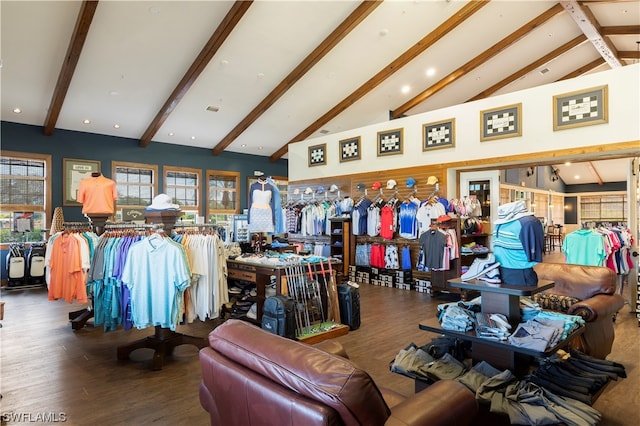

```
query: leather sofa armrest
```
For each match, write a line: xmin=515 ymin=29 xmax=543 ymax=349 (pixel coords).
xmin=312 ymin=339 xmax=349 ymax=359
xmin=385 ymin=380 xmax=478 ymax=426
xmin=568 ymin=293 xmax=625 ymax=322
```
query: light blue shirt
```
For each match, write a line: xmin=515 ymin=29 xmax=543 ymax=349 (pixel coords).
xmin=121 ymin=236 xmax=191 ymax=331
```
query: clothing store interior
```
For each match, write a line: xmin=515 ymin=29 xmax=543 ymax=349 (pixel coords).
xmin=2 ymin=2 xmax=639 ymax=425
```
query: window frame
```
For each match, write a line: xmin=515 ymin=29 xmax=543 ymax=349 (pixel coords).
xmin=0 ymin=150 xmax=51 ymax=248
xmin=112 ymin=161 xmax=158 ymax=210
xmin=162 ymin=165 xmax=201 ymax=214
xmin=206 ymin=170 xmax=240 ymax=218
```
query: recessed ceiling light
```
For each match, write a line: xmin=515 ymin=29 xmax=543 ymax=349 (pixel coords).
xmin=191 ymin=136 xmax=196 ymax=140
xmin=109 ymin=90 xmax=119 ymax=96
xmin=241 ymin=144 xmax=246 ymax=148
xmin=425 ymin=68 xmax=436 ymax=77
xmin=379 ymin=28 xmax=389 ymax=36
xmin=83 ymin=119 xmax=91 ymax=124
xmin=220 ymin=59 xmax=229 ymax=66
xmin=258 ymin=146 xmax=263 ymax=150
xmin=401 ymin=85 xmax=410 ymax=94
xmin=13 ymin=107 xmax=21 ymax=114
xmin=574 ymin=175 xmax=580 ymax=180
xmin=564 ymin=162 xmax=571 ymax=166
xmin=168 ymin=132 xmax=174 ymax=136
xmin=113 ymin=124 xmax=120 ymax=129
xmin=257 ymin=72 xmax=265 ymax=78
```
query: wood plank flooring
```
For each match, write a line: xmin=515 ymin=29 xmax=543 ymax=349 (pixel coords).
xmin=1 ymin=253 xmax=638 ymax=425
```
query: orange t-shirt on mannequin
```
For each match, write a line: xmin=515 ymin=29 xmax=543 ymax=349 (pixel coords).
xmin=77 ymin=173 xmax=118 ymax=214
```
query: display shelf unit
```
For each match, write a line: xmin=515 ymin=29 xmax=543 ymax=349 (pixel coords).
xmin=419 ymin=277 xmax=583 ymax=375
xmin=428 ymin=218 xmax=490 ymax=296
xmin=329 ymin=217 xmax=354 ymax=278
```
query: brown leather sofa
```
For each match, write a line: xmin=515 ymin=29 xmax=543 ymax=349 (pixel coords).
xmin=533 ymin=262 xmax=625 ymax=359
xmin=199 ymin=319 xmax=478 ymax=426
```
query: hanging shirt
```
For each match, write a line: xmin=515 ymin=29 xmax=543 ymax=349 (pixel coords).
xmin=121 ymin=236 xmax=191 ymax=331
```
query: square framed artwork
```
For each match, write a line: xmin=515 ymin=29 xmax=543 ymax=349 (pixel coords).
xmin=423 ymin=118 xmax=455 ymax=151
xmin=339 ymin=136 xmax=361 ymax=162
xmin=63 ymin=158 xmax=101 ymax=206
xmin=480 ymin=103 xmax=522 ymax=141
xmin=308 ymin=143 xmax=326 ymax=167
xmin=377 ymin=128 xmax=403 ymax=156
xmin=553 ymin=85 xmax=608 ymax=131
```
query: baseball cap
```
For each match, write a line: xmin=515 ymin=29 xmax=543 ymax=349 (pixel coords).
xmin=317 ymin=186 xmax=325 ymax=194
xmin=436 ymin=214 xmax=452 ymax=223
xmin=329 ymin=184 xmax=339 ymax=193
xmin=304 ymin=187 xmax=313 ymax=195
xmin=372 ymin=181 xmax=381 ymax=190
xmin=386 ymin=179 xmax=397 ymax=189
xmin=406 ymin=177 xmax=416 ymax=187
xmin=426 ymin=176 xmax=439 ymax=185
xmin=356 ymin=183 xmax=365 ymax=191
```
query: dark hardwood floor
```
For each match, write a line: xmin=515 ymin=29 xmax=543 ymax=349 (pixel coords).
xmin=1 ymin=252 xmax=638 ymax=425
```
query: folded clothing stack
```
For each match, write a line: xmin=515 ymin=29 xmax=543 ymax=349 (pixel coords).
xmin=475 ymin=312 xmax=511 ymax=340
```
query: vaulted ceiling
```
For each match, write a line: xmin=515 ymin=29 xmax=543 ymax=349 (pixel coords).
xmin=1 ymin=1 xmax=639 ymax=181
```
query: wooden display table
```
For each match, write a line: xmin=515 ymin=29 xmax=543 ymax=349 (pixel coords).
xmin=226 ymin=258 xmax=344 ymax=343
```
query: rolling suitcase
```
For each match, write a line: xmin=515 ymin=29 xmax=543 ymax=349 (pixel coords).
xmin=6 ymin=243 xmax=26 ymax=287
xmin=338 ymin=282 xmax=360 ymax=330
xmin=261 ymin=294 xmax=296 ymax=339
xmin=27 ymin=242 xmax=47 ymax=285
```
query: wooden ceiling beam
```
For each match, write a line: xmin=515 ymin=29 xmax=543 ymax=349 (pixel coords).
xmin=392 ymin=3 xmax=565 ymax=118
xmin=139 ymin=1 xmax=253 ymax=148
xmin=587 ymin=161 xmax=604 ymax=185
xmin=268 ymin=0 xmax=488 ymax=162
xmin=468 ymin=34 xmax=587 ymax=102
xmin=557 ymin=58 xmax=606 ymax=81
xmin=560 ymin=1 xmax=622 ymax=67
xmin=211 ymin=0 xmax=382 ymax=156
xmin=619 ymin=50 xmax=640 ymax=60
xmin=43 ymin=1 xmax=99 ymax=136
xmin=600 ymin=25 xmax=640 ymax=36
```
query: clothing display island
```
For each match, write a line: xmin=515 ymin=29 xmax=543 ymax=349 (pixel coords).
xmin=419 ymin=277 xmax=584 ymax=375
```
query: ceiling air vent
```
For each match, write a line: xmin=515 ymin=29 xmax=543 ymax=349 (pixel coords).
xmin=539 ymin=68 xmax=550 ymax=75
xmin=319 ymin=129 xmax=330 ymax=134
xmin=206 ymin=105 xmax=220 ymax=112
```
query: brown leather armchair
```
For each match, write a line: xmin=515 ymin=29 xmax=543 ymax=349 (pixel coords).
xmin=533 ymin=262 xmax=625 ymax=359
xmin=199 ymin=320 xmax=478 ymax=426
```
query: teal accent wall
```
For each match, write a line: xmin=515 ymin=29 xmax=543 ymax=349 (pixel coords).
xmin=1 ymin=121 xmax=288 ymax=222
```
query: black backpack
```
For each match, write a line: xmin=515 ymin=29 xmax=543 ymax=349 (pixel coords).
xmin=261 ymin=295 xmax=296 ymax=340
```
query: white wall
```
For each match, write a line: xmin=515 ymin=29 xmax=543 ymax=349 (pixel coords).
xmin=289 ymin=64 xmax=640 ymax=181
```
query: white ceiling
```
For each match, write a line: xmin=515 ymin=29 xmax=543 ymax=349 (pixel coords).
xmin=1 ymin=0 xmax=638 ymax=184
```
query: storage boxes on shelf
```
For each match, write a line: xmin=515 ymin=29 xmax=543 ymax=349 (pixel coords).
xmin=414 ymin=279 xmax=431 ymax=294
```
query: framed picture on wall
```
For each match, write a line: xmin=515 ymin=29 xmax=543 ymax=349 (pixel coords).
xmin=377 ymin=128 xmax=403 ymax=156
xmin=339 ymin=136 xmax=361 ymax=162
xmin=480 ymin=103 xmax=522 ymax=141
xmin=63 ymin=158 xmax=101 ymax=206
xmin=308 ymin=143 xmax=326 ymax=167
xmin=423 ymin=118 xmax=455 ymax=151
xmin=553 ymin=85 xmax=608 ymax=131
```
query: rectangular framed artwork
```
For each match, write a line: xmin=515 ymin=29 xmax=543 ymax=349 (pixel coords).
xmin=553 ymin=85 xmax=608 ymax=131
xmin=339 ymin=136 xmax=361 ymax=162
xmin=377 ymin=128 xmax=403 ymax=156
xmin=308 ymin=143 xmax=327 ymax=167
xmin=480 ymin=103 xmax=522 ymax=142
xmin=423 ymin=118 xmax=455 ymax=151
xmin=63 ymin=158 xmax=101 ymax=206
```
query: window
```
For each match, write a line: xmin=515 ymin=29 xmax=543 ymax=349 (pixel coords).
xmin=0 ymin=151 xmax=51 ymax=244
xmin=207 ymin=170 xmax=239 ymax=219
xmin=580 ymin=194 xmax=627 ymax=223
xmin=549 ymin=194 xmax=564 ymax=226
xmin=113 ymin=161 xmax=158 ymax=209
xmin=164 ymin=166 xmax=200 ymax=211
